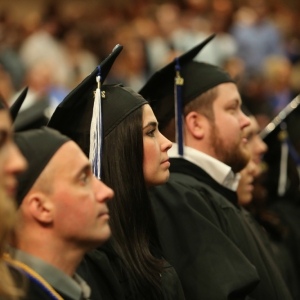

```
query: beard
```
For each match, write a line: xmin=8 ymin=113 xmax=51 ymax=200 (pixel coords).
xmin=210 ymin=122 xmax=250 ymax=173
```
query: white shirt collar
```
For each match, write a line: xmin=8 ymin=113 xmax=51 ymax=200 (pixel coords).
xmin=169 ymin=143 xmax=240 ymax=191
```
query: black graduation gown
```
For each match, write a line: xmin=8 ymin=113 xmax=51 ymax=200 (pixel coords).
xmin=77 ymin=249 xmax=125 ymax=300
xmin=268 ymin=200 xmax=300 ymax=299
xmin=77 ymin=245 xmax=186 ymax=300
xmin=269 ymin=200 xmax=300 ymax=273
xmin=149 ymin=158 xmax=293 ymax=300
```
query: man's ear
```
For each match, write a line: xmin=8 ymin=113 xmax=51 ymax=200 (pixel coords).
xmin=185 ymin=111 xmax=208 ymax=139
xmin=27 ymin=193 xmax=54 ymax=224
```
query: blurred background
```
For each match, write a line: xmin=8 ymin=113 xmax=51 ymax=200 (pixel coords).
xmin=0 ymin=0 xmax=299 ymax=126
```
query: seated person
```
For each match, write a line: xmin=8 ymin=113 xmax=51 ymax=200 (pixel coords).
xmin=6 ymin=127 xmax=113 ymax=300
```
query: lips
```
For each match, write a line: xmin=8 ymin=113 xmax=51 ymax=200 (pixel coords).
xmin=241 ymin=137 xmax=248 ymax=144
xmin=98 ymin=209 xmax=110 ymax=218
xmin=5 ymin=180 xmax=17 ymax=197
xmin=244 ymin=177 xmax=254 ymax=190
xmin=161 ymin=157 xmax=170 ymax=164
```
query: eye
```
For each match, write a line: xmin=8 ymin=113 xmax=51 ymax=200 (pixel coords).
xmin=146 ymin=129 xmax=156 ymax=137
xmin=0 ymin=130 xmax=8 ymax=148
xmin=229 ymin=104 xmax=238 ymax=112
xmin=79 ymin=172 xmax=90 ymax=185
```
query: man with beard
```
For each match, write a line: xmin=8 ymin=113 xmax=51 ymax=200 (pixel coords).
xmin=139 ymin=35 xmax=293 ymax=300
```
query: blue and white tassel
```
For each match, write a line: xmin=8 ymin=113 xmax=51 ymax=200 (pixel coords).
xmin=89 ymin=66 xmax=103 ymax=179
xmin=174 ymin=57 xmax=184 ymax=156
xmin=278 ymin=122 xmax=288 ymax=196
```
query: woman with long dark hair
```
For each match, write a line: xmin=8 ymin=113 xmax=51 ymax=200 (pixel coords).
xmin=49 ymin=78 xmax=185 ymax=300
xmin=100 ymin=99 xmax=173 ymax=300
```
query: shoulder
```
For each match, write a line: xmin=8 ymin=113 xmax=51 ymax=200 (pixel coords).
xmin=22 ymin=280 xmax=54 ymax=300
xmin=150 ymin=172 xmax=206 ymax=202
xmin=7 ymin=263 xmax=64 ymax=300
xmin=150 ymin=172 xmax=234 ymax=210
xmin=80 ymin=249 xmax=126 ymax=300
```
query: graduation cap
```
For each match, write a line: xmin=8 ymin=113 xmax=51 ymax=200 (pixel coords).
xmin=9 ymin=86 xmax=51 ymax=132
xmin=260 ymin=94 xmax=300 ymax=199
xmin=0 ymin=86 xmax=28 ymax=114
xmin=0 ymin=87 xmax=33 ymax=127
xmin=139 ymin=34 xmax=234 ymax=155
xmin=13 ymin=97 xmax=50 ymax=132
xmin=14 ymin=127 xmax=70 ymax=205
xmin=48 ymin=44 xmax=148 ymax=179
xmin=9 ymin=87 xmax=28 ymax=121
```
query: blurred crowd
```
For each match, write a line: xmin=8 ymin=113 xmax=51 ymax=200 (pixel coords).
xmin=0 ymin=0 xmax=300 ymax=125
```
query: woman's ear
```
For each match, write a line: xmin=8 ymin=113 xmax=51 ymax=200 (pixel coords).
xmin=184 ymin=111 xmax=207 ymax=139
xmin=27 ymin=192 xmax=54 ymax=224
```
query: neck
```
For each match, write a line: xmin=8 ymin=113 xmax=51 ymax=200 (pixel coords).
xmin=14 ymin=231 xmax=85 ymax=276
xmin=185 ymin=140 xmax=219 ymax=162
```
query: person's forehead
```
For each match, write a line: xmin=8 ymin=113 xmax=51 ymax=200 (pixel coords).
xmin=143 ymin=104 xmax=156 ymax=121
xmin=214 ymin=82 xmax=241 ymax=104
xmin=48 ymin=141 xmax=88 ymax=174
xmin=56 ymin=141 xmax=85 ymax=161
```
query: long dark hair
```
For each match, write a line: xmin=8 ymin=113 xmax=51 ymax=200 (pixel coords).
xmin=101 ymin=105 xmax=164 ymax=300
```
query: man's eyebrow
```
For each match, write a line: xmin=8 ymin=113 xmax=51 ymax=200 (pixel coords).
xmin=234 ymin=98 xmax=242 ymax=105
xmin=143 ymin=121 xmax=158 ymax=129
xmin=74 ymin=163 xmax=91 ymax=179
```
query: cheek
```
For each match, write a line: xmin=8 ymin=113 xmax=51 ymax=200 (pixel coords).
xmin=0 ymin=163 xmax=4 ymax=182
xmin=253 ymin=164 xmax=262 ymax=177
xmin=239 ymin=175 xmax=247 ymax=190
xmin=55 ymin=189 xmax=89 ymax=215
xmin=143 ymin=140 xmax=159 ymax=166
xmin=0 ymin=147 xmax=9 ymax=172
xmin=239 ymin=167 xmax=251 ymax=186
xmin=215 ymin=116 xmax=239 ymax=140
xmin=55 ymin=192 xmax=95 ymax=228
xmin=143 ymin=140 xmax=162 ymax=184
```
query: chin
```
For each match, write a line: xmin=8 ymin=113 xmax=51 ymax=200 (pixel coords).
xmin=147 ymin=173 xmax=170 ymax=187
xmin=95 ymin=226 xmax=112 ymax=246
xmin=238 ymin=194 xmax=252 ymax=206
xmin=163 ymin=172 xmax=170 ymax=183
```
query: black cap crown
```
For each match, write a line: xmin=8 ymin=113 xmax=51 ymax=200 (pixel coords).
xmin=48 ymin=44 xmax=148 ymax=157
xmin=139 ymin=35 xmax=235 ymax=130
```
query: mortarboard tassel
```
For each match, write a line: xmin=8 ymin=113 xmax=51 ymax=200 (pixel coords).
xmin=174 ymin=57 xmax=184 ymax=156
xmin=277 ymin=123 xmax=288 ymax=197
xmin=89 ymin=66 xmax=103 ymax=179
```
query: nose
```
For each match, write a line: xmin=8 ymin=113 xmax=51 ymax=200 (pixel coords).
xmin=252 ymin=136 xmax=268 ymax=162
xmin=94 ymin=178 xmax=114 ymax=203
xmin=247 ymin=160 xmax=257 ymax=176
xmin=6 ymin=143 xmax=27 ymax=175
xmin=257 ymin=137 xmax=268 ymax=156
xmin=160 ymin=132 xmax=172 ymax=152
xmin=239 ymin=111 xmax=251 ymax=129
